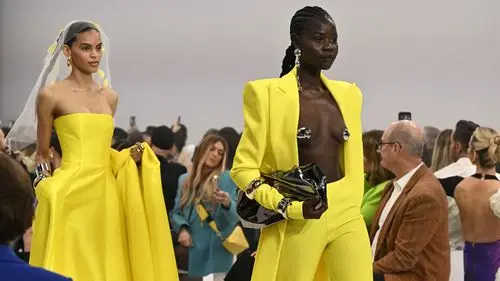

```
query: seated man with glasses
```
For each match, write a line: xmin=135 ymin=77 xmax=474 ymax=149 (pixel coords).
xmin=370 ymin=120 xmax=450 ymax=281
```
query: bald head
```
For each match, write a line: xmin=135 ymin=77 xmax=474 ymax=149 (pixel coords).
xmin=385 ymin=121 xmax=425 ymax=158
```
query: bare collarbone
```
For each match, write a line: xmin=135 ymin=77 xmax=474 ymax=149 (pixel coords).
xmin=48 ymin=80 xmax=115 ymax=117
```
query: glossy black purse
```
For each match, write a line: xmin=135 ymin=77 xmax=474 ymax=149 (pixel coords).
xmin=236 ymin=163 xmax=328 ymax=229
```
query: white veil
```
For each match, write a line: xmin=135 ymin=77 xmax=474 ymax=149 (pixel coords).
xmin=6 ymin=20 xmax=112 ymax=152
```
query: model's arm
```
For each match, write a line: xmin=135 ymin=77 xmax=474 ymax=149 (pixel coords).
xmin=230 ymin=81 xmax=303 ymax=219
xmin=35 ymin=88 xmax=56 ymax=173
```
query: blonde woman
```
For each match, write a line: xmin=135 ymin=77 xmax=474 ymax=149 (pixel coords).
xmin=455 ymin=127 xmax=500 ymax=281
xmin=170 ymin=134 xmax=239 ymax=281
xmin=430 ymin=129 xmax=453 ymax=171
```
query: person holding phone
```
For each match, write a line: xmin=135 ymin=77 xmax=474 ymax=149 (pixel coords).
xmin=170 ymin=134 xmax=239 ymax=281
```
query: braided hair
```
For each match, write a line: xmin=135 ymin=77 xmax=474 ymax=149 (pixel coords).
xmin=280 ymin=6 xmax=333 ymax=77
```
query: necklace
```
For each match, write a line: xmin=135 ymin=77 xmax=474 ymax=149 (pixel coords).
xmin=296 ymin=71 xmax=351 ymax=142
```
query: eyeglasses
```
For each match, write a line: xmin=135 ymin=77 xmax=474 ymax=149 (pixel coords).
xmin=376 ymin=141 xmax=399 ymax=152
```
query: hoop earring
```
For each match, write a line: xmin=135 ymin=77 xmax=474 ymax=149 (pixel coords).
xmin=294 ymin=48 xmax=301 ymax=67
xmin=67 ymin=57 xmax=72 ymax=68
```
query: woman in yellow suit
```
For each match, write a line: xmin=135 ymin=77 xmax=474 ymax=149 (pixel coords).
xmin=7 ymin=21 xmax=178 ymax=281
xmin=230 ymin=6 xmax=373 ymax=281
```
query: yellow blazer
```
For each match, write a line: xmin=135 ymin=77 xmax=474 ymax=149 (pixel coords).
xmin=230 ymin=67 xmax=365 ymax=280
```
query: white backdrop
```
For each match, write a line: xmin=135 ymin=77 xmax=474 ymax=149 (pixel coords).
xmin=1 ymin=0 xmax=499 ymax=143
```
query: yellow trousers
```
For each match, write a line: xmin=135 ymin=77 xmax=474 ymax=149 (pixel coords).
xmin=252 ymin=178 xmax=373 ymax=281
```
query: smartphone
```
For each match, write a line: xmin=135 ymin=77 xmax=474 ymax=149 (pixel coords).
xmin=129 ymin=116 xmax=136 ymax=127
xmin=398 ymin=111 xmax=412 ymax=121
xmin=177 ymin=116 xmax=181 ymax=124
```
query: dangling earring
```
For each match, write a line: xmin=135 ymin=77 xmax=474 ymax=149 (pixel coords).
xmin=294 ymin=48 xmax=301 ymax=67
xmin=67 ymin=57 xmax=72 ymax=68
xmin=295 ymin=48 xmax=303 ymax=93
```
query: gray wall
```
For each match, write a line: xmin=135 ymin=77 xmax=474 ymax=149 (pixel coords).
xmin=1 ymin=0 xmax=499 ymax=143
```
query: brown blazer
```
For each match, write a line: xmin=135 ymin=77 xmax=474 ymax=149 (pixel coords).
xmin=370 ymin=165 xmax=450 ymax=281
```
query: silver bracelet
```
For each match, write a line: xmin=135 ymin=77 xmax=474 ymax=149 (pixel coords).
xmin=33 ymin=163 xmax=51 ymax=188
xmin=244 ymin=177 xmax=265 ymax=199
xmin=35 ymin=163 xmax=51 ymax=178
xmin=277 ymin=198 xmax=292 ymax=219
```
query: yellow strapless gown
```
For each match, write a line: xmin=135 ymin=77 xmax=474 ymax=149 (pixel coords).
xmin=29 ymin=113 xmax=179 ymax=281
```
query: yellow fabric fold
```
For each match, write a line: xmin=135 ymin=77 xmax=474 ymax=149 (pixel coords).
xmin=111 ymin=144 xmax=179 ymax=281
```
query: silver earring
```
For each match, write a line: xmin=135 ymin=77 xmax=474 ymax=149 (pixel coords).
xmin=294 ymin=48 xmax=301 ymax=67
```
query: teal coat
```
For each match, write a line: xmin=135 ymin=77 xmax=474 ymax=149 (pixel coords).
xmin=170 ymin=170 xmax=239 ymax=277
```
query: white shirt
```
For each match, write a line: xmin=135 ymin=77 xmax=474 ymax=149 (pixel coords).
xmin=372 ymin=163 xmax=424 ymax=260
xmin=490 ymin=189 xmax=500 ymax=218
xmin=434 ymin=157 xmax=475 ymax=250
xmin=434 ymin=157 xmax=476 ymax=179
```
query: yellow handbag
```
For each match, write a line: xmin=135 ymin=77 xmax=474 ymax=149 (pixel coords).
xmin=195 ymin=203 xmax=249 ymax=255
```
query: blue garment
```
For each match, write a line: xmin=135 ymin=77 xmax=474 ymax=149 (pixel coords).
xmin=170 ymin=170 xmax=239 ymax=277
xmin=0 ymin=244 xmax=72 ymax=281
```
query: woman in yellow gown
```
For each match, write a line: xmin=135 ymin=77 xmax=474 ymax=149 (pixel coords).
xmin=7 ymin=21 xmax=178 ymax=281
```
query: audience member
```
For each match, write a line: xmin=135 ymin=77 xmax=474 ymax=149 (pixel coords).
xmin=0 ymin=127 xmax=7 ymax=152
xmin=150 ymin=126 xmax=187 ymax=214
xmin=0 ymin=152 xmax=72 ymax=281
xmin=170 ymin=134 xmax=239 ymax=281
xmin=112 ymin=127 xmax=128 ymax=149
xmin=430 ymin=129 xmax=453 ymax=172
xmin=371 ymin=121 xmax=450 ymax=281
xmin=454 ymin=127 xmax=500 ymax=281
xmin=217 ymin=127 xmax=240 ymax=170
xmin=435 ymin=120 xmax=480 ymax=180
xmin=432 ymin=121 xmax=480 ymax=281
xmin=361 ymin=130 xmax=395 ymax=228
xmin=423 ymin=126 xmax=441 ymax=167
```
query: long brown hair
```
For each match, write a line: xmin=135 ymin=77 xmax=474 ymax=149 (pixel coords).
xmin=363 ymin=130 xmax=394 ymax=186
xmin=180 ymin=134 xmax=228 ymax=209
xmin=0 ymin=152 xmax=35 ymax=244
xmin=430 ymin=129 xmax=453 ymax=171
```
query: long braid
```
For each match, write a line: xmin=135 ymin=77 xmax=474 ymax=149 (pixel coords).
xmin=280 ymin=45 xmax=295 ymax=77
xmin=279 ymin=6 xmax=333 ymax=77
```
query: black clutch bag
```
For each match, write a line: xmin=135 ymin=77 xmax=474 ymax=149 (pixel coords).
xmin=237 ymin=163 xmax=328 ymax=229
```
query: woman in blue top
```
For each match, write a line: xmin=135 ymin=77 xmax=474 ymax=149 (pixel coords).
xmin=170 ymin=134 xmax=239 ymax=280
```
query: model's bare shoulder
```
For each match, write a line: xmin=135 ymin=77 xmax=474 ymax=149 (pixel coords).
xmin=101 ymin=86 xmax=118 ymax=99
xmin=101 ymin=86 xmax=118 ymax=113
xmin=41 ymin=80 xmax=77 ymax=99
xmin=37 ymin=84 xmax=59 ymax=104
